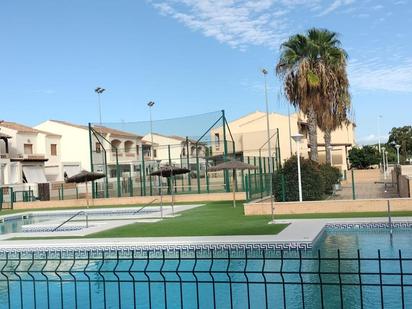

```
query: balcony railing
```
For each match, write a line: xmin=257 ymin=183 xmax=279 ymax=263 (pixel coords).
xmin=13 ymin=154 xmax=46 ymax=160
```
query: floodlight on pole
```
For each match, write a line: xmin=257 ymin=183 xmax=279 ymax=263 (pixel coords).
xmin=148 ymin=101 xmax=155 ymax=159
xmin=382 ymin=146 xmax=386 ymax=179
xmin=395 ymin=144 xmax=401 ymax=165
xmin=261 ymin=68 xmax=274 ymax=222
xmin=292 ymin=133 xmax=304 ymax=202
xmin=377 ymin=115 xmax=382 ymax=154
xmin=94 ymin=87 xmax=106 ymax=124
xmin=385 ymin=150 xmax=389 ymax=178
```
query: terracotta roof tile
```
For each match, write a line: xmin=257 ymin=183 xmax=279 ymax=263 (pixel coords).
xmin=0 ymin=121 xmax=60 ymax=136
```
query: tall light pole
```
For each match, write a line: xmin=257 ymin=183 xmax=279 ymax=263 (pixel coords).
xmin=147 ymin=101 xmax=155 ymax=159
xmin=292 ymin=133 xmax=303 ymax=202
xmin=382 ymin=146 xmax=387 ymax=179
xmin=95 ymin=87 xmax=106 ymax=124
xmin=377 ymin=115 xmax=383 ymax=154
xmin=385 ymin=150 xmax=389 ymax=177
xmin=262 ymin=69 xmax=274 ymax=221
xmin=395 ymin=144 xmax=401 ymax=165
xmin=288 ymin=104 xmax=293 ymax=156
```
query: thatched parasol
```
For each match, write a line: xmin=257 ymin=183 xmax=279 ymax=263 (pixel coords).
xmin=150 ymin=166 xmax=190 ymax=177
xmin=65 ymin=170 xmax=105 ymax=208
xmin=209 ymin=160 xmax=257 ymax=208
xmin=150 ymin=165 xmax=190 ymax=217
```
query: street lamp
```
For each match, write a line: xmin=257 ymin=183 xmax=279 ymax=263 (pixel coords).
xmin=377 ymin=115 xmax=382 ymax=154
xmin=262 ymin=68 xmax=274 ymax=222
xmin=385 ymin=150 xmax=389 ymax=178
xmin=395 ymin=144 xmax=401 ymax=165
xmin=147 ymin=101 xmax=155 ymax=159
xmin=292 ymin=133 xmax=304 ymax=202
xmin=95 ymin=87 xmax=106 ymax=124
xmin=381 ymin=146 xmax=386 ymax=179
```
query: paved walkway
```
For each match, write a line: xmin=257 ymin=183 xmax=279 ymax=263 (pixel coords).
xmin=332 ymin=181 xmax=398 ymax=200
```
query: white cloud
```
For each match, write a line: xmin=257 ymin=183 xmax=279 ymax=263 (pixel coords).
xmin=152 ymin=0 xmax=294 ymax=49
xmin=357 ymin=134 xmax=388 ymax=145
xmin=150 ymin=0 xmax=349 ymax=50
xmin=317 ymin=0 xmax=355 ymax=16
xmin=372 ymin=4 xmax=384 ymax=10
xmin=151 ymin=0 xmax=411 ymax=94
xmin=349 ymin=58 xmax=412 ymax=93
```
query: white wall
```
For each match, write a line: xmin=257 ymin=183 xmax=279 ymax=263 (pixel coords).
xmin=0 ymin=127 xmax=39 ymax=158
xmin=35 ymin=121 xmax=91 ymax=172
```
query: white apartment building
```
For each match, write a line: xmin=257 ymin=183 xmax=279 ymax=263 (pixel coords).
xmin=211 ymin=111 xmax=356 ymax=172
xmin=35 ymin=120 xmax=145 ymax=179
xmin=0 ymin=121 xmax=61 ymax=185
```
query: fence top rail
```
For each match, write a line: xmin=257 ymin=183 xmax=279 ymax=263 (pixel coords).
xmin=0 ymin=252 xmax=410 ymax=262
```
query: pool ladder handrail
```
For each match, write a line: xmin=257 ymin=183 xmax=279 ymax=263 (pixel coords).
xmin=52 ymin=210 xmax=89 ymax=232
xmin=133 ymin=199 xmax=158 ymax=215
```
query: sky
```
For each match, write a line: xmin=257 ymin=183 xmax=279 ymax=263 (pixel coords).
xmin=0 ymin=0 xmax=411 ymax=144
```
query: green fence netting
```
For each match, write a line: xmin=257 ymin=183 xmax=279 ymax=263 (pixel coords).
xmin=88 ymin=110 xmax=241 ymax=198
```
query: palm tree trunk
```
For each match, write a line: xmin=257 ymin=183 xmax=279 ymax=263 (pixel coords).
xmin=324 ymin=129 xmax=332 ymax=164
xmin=307 ymin=106 xmax=318 ymax=162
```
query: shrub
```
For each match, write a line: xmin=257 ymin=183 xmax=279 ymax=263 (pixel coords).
xmin=274 ymin=156 xmax=324 ymax=201
xmin=319 ymin=164 xmax=341 ymax=194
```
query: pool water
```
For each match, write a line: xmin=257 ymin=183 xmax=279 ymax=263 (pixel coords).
xmin=0 ymin=228 xmax=411 ymax=308
xmin=0 ymin=216 xmax=51 ymax=235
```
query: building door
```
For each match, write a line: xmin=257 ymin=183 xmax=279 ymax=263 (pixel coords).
xmin=38 ymin=183 xmax=50 ymax=201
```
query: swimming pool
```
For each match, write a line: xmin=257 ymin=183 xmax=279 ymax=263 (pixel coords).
xmin=0 ymin=227 xmax=410 ymax=308
xmin=0 ymin=205 xmax=195 ymax=236
xmin=0 ymin=216 xmax=50 ymax=235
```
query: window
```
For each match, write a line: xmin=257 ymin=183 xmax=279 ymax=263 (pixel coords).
xmin=153 ymin=149 xmax=157 ymax=158
xmin=50 ymin=144 xmax=57 ymax=156
xmin=124 ymin=141 xmax=133 ymax=153
xmin=111 ymin=139 xmax=121 ymax=152
xmin=136 ymin=145 xmax=140 ymax=155
xmin=182 ymin=147 xmax=186 ymax=157
xmin=214 ymin=133 xmax=220 ymax=150
xmin=96 ymin=143 xmax=101 ymax=153
xmin=24 ymin=144 xmax=33 ymax=155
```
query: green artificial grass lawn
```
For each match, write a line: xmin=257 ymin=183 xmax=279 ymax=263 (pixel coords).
xmin=87 ymin=201 xmax=287 ymax=238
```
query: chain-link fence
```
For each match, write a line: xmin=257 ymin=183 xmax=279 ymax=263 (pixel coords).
xmin=89 ymin=110 xmax=241 ymax=199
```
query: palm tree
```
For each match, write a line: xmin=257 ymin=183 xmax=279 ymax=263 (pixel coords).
xmin=314 ymin=32 xmax=351 ymax=164
xmin=317 ymin=93 xmax=351 ymax=164
xmin=276 ymin=28 xmax=349 ymax=162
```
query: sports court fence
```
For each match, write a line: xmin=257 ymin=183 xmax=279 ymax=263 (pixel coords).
xmin=86 ymin=110 xmax=283 ymax=201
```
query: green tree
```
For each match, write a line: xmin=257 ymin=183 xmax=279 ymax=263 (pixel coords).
xmin=387 ymin=126 xmax=412 ymax=162
xmin=348 ymin=146 xmax=380 ymax=169
xmin=276 ymin=28 xmax=350 ymax=163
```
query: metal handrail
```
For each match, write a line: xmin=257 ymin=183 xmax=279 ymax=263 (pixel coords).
xmin=52 ymin=210 xmax=89 ymax=232
xmin=133 ymin=199 xmax=158 ymax=215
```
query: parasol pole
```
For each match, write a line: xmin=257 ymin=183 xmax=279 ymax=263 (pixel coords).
xmin=160 ymin=174 xmax=164 ymax=218
xmin=85 ymin=181 xmax=89 ymax=209
xmin=171 ymin=165 xmax=175 ymax=216
xmin=232 ymin=169 xmax=236 ymax=208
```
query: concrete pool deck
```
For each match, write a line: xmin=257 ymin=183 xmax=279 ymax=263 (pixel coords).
xmin=0 ymin=216 xmax=411 ymax=253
